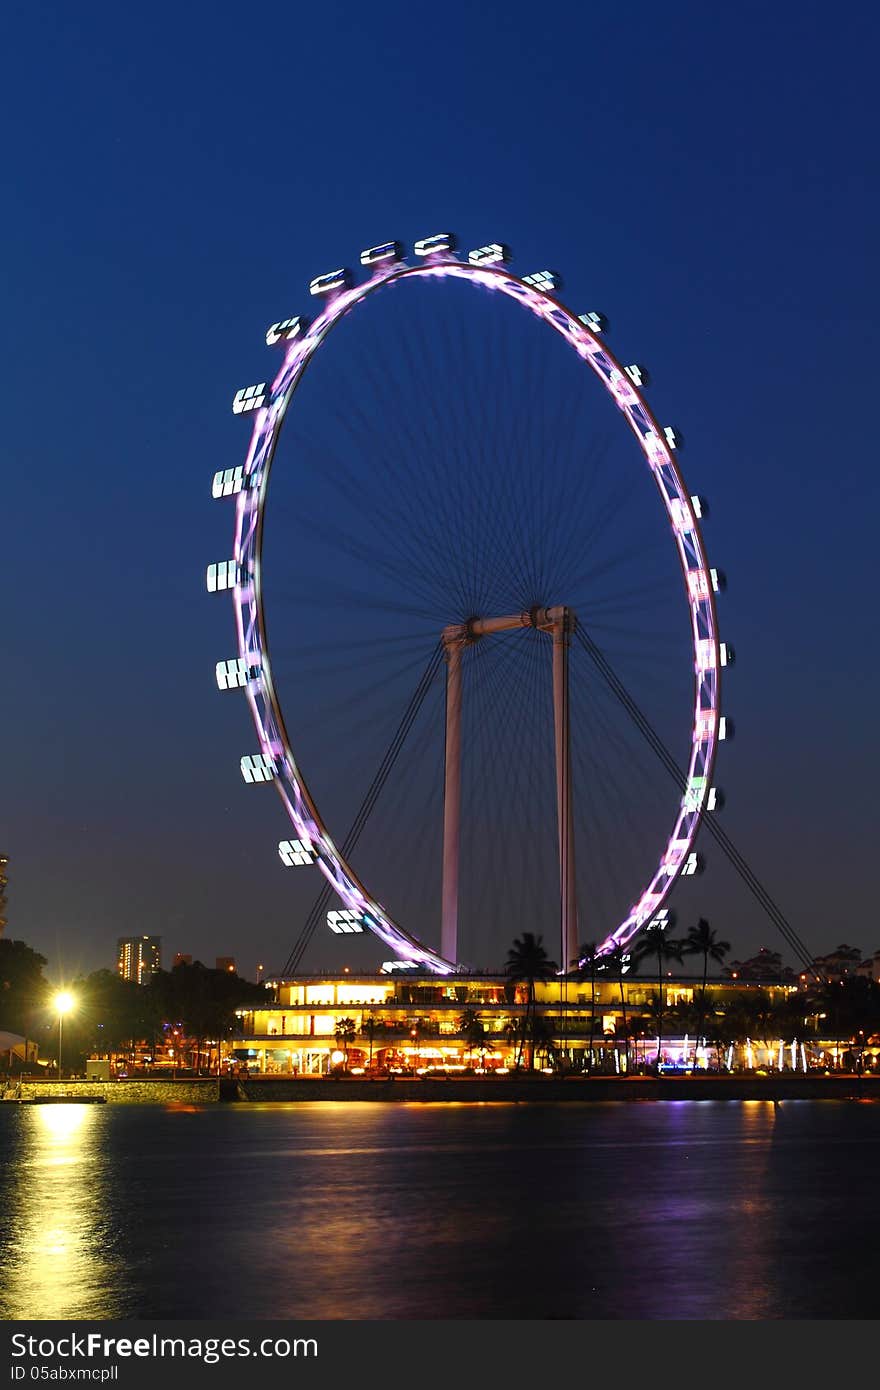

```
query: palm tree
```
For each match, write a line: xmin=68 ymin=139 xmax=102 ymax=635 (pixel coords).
xmin=631 ymin=920 xmax=683 ymax=1069
xmin=503 ymin=1015 xmax=521 ymax=1065
xmin=360 ymin=1012 xmax=379 ymax=1069
xmin=626 ymin=1009 xmax=653 ymax=1071
xmin=572 ymin=941 xmax=600 ymax=1072
xmin=700 ymin=1014 xmax=728 ymax=1071
xmin=458 ymin=1009 xmax=487 ymax=1067
xmin=681 ymin=918 xmax=730 ymax=1070
xmin=506 ymin=933 xmax=558 ymax=1070
xmin=599 ymin=944 xmax=637 ymax=1070
xmin=637 ymin=994 xmax=669 ymax=1070
xmin=529 ymin=1013 xmax=560 ymax=1072
xmin=335 ymin=1016 xmax=357 ymax=1067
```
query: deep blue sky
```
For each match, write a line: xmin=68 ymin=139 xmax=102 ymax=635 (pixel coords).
xmin=1 ymin=0 xmax=877 ymax=981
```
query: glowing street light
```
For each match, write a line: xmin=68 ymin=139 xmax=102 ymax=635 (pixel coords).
xmin=53 ymin=991 xmax=75 ymax=1080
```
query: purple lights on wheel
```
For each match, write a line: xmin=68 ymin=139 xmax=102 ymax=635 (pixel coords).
xmin=213 ymin=235 xmax=728 ymax=971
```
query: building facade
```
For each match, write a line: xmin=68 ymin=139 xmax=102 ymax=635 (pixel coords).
xmin=231 ymin=971 xmax=836 ymax=1075
xmin=117 ymin=935 xmax=162 ymax=985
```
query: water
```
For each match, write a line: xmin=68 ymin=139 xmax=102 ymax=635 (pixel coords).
xmin=1 ymin=1100 xmax=877 ymax=1320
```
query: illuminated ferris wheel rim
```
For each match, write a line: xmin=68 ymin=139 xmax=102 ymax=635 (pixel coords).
xmin=213 ymin=238 xmax=728 ymax=974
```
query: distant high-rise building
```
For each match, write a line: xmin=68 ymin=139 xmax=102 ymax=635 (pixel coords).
xmin=215 ymin=956 xmax=236 ymax=974
xmin=117 ymin=935 xmax=161 ymax=985
xmin=173 ymin=952 xmax=193 ymax=968
xmin=0 ymin=855 xmax=7 ymax=938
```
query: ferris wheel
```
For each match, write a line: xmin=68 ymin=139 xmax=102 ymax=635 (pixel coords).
xmin=207 ymin=233 xmax=730 ymax=975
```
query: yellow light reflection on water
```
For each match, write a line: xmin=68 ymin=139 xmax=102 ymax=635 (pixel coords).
xmin=0 ymin=1105 xmax=123 ymax=1320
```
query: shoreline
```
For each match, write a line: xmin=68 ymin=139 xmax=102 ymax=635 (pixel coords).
xmin=2 ymin=1074 xmax=877 ymax=1104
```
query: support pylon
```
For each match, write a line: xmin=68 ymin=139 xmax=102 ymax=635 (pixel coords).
xmin=440 ymin=634 xmax=463 ymax=965
xmin=550 ymin=608 xmax=578 ymax=974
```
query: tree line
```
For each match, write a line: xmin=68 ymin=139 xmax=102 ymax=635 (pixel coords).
xmin=0 ymin=938 xmax=269 ymax=1073
xmin=501 ymin=922 xmax=880 ymax=1072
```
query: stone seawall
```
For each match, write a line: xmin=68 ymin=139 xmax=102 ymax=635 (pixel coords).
xmin=7 ymin=1079 xmax=220 ymax=1104
xmin=5 ymin=1075 xmax=876 ymax=1105
xmin=237 ymin=1074 xmax=878 ymax=1103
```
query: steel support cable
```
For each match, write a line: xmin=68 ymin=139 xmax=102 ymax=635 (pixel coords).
xmin=274 ymin=646 xmax=443 ymax=779
xmin=315 ymin=375 xmax=469 ymax=621
xmin=541 ymin=411 xmax=613 ymax=589
xmin=503 ymin=342 xmax=539 ymax=600
xmin=468 ymin=314 xmax=523 ymax=615
xmin=570 ymin=647 xmax=624 ymax=937
xmin=389 ymin=312 xmax=481 ymax=616
xmin=278 ymin=422 xmax=453 ymax=610
xmin=573 ymin=623 xmax=819 ymax=976
xmin=451 ymin=290 xmax=531 ymax=612
xmin=550 ymin=456 xmax=636 ymax=597
xmin=387 ymin=682 xmax=446 ymax=945
xmin=272 ymin=571 xmax=448 ymax=625
xmin=530 ymin=363 xmax=575 ymax=590
xmin=570 ymin=651 xmax=666 ymax=932
xmin=338 ymin=310 xmax=470 ymax=590
xmin=281 ymin=642 xmax=445 ymax=975
xmin=490 ymin=332 xmax=546 ymax=602
xmin=565 ymin=526 xmax=661 ymax=594
xmin=279 ymin=486 xmax=460 ymax=624
xmin=354 ymin=674 xmax=441 ymax=948
xmin=283 ymin=646 xmax=442 ymax=974
xmin=575 ymin=619 xmax=812 ymax=969
xmin=542 ymin=432 xmax=611 ymax=596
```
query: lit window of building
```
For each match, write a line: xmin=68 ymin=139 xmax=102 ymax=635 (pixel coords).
xmin=116 ymin=935 xmax=161 ymax=985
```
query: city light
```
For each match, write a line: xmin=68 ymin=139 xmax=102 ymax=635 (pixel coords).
xmin=53 ymin=991 xmax=75 ymax=1081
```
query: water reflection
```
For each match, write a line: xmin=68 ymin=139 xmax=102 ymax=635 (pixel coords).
xmin=0 ymin=1105 xmax=126 ymax=1320
xmin=1 ymin=1099 xmax=878 ymax=1320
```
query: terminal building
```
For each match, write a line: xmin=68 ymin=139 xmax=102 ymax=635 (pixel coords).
xmin=231 ymin=970 xmax=824 ymax=1075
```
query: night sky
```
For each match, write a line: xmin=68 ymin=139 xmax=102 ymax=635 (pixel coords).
xmin=2 ymin=1 xmax=877 ymax=982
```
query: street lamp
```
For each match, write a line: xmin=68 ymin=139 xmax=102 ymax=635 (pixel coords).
xmin=53 ymin=991 xmax=75 ymax=1079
